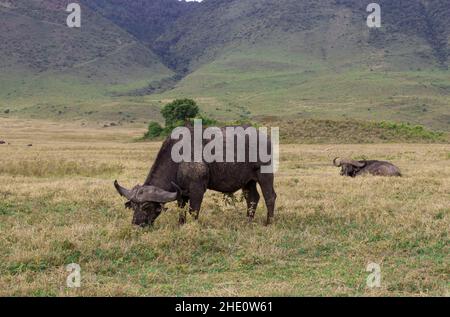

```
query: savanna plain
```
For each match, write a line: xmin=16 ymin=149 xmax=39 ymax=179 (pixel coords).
xmin=0 ymin=118 xmax=448 ymax=296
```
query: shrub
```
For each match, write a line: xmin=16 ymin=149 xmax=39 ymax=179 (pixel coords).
xmin=377 ymin=121 xmax=444 ymax=141
xmin=145 ymin=121 xmax=163 ymax=139
xmin=192 ymin=114 xmax=218 ymax=126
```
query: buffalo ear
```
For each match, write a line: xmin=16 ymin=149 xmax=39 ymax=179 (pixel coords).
xmin=124 ymin=201 xmax=132 ymax=209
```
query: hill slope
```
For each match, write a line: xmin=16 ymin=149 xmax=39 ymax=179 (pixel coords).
xmin=153 ymin=0 xmax=449 ymax=72
xmin=1 ymin=0 xmax=449 ymax=130
xmin=149 ymin=0 xmax=450 ymax=130
xmin=0 ymin=0 xmax=173 ymax=108
xmin=86 ymin=0 xmax=449 ymax=129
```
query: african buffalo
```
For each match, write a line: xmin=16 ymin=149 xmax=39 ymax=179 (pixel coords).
xmin=114 ymin=126 xmax=277 ymax=226
xmin=333 ymin=158 xmax=402 ymax=177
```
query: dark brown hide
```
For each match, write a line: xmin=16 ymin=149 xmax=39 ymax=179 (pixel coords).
xmin=333 ymin=158 xmax=402 ymax=177
xmin=115 ymin=126 xmax=277 ymax=226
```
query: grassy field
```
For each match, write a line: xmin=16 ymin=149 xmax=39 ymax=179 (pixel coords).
xmin=0 ymin=118 xmax=448 ymax=296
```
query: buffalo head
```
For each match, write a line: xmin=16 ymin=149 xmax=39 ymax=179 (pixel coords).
xmin=114 ymin=180 xmax=179 ymax=226
xmin=333 ymin=158 xmax=366 ymax=177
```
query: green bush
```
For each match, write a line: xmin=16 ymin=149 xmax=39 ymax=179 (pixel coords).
xmin=192 ymin=114 xmax=218 ymax=126
xmin=145 ymin=121 xmax=163 ymax=139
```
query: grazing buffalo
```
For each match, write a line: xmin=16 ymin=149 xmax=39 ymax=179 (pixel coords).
xmin=333 ymin=158 xmax=402 ymax=177
xmin=114 ymin=126 xmax=277 ymax=226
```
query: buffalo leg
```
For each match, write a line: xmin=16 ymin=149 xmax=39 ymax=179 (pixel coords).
xmin=189 ymin=188 xmax=205 ymax=220
xmin=179 ymin=209 xmax=187 ymax=225
xmin=178 ymin=197 xmax=189 ymax=225
xmin=178 ymin=196 xmax=189 ymax=208
xmin=257 ymin=173 xmax=277 ymax=225
xmin=243 ymin=181 xmax=260 ymax=221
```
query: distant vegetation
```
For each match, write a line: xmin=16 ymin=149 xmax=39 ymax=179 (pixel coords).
xmin=161 ymin=98 xmax=199 ymax=129
xmin=1 ymin=1 xmax=449 ymax=130
xmin=143 ymin=104 xmax=448 ymax=143
xmin=144 ymin=99 xmax=217 ymax=139
xmin=376 ymin=121 xmax=445 ymax=142
xmin=268 ymin=119 xmax=449 ymax=144
xmin=145 ymin=121 xmax=164 ymax=139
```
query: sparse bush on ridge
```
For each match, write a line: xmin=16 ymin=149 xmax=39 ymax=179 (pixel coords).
xmin=143 ymin=109 xmax=447 ymax=143
xmin=377 ymin=121 xmax=445 ymax=141
xmin=265 ymin=118 xmax=448 ymax=144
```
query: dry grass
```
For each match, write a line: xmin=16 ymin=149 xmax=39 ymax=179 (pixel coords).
xmin=0 ymin=118 xmax=448 ymax=296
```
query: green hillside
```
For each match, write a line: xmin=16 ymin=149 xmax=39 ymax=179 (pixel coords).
xmin=149 ymin=0 xmax=450 ymax=130
xmin=152 ymin=41 xmax=450 ymax=129
xmin=0 ymin=0 xmax=449 ymax=131
xmin=0 ymin=0 xmax=173 ymax=109
xmin=271 ymin=118 xmax=449 ymax=144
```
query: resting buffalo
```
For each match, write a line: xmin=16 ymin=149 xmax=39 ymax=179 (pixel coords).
xmin=114 ymin=126 xmax=277 ymax=226
xmin=333 ymin=158 xmax=402 ymax=177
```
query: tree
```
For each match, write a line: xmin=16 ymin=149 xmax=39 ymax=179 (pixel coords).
xmin=144 ymin=99 xmax=207 ymax=139
xmin=161 ymin=99 xmax=199 ymax=128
